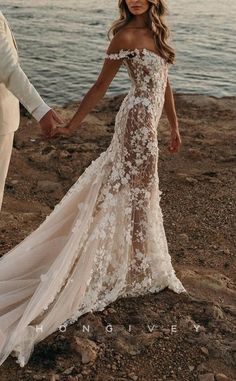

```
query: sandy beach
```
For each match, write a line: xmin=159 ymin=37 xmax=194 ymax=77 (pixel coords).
xmin=0 ymin=93 xmax=235 ymax=381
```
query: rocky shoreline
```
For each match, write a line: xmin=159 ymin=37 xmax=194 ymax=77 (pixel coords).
xmin=0 ymin=93 xmax=235 ymax=381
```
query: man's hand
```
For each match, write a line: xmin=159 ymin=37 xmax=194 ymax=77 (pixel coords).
xmin=39 ymin=109 xmax=64 ymax=138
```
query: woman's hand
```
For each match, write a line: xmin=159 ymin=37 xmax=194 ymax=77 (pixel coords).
xmin=167 ymin=126 xmax=182 ymax=153
xmin=50 ymin=123 xmax=77 ymax=138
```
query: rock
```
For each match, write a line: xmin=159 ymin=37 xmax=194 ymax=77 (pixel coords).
xmin=37 ymin=180 xmax=62 ymax=193
xmin=73 ymin=336 xmax=99 ymax=364
xmin=205 ymin=304 xmax=224 ymax=320
xmin=9 ymin=179 xmax=19 ymax=185
xmin=208 ymin=178 xmax=221 ymax=184
xmin=63 ymin=366 xmax=75 ymax=375
xmin=78 ymin=143 xmax=98 ymax=152
xmin=186 ymin=176 xmax=198 ymax=184
xmin=59 ymin=150 xmax=71 ymax=159
xmin=28 ymin=151 xmax=56 ymax=164
xmin=50 ymin=375 xmax=60 ymax=381
xmin=215 ymin=374 xmax=232 ymax=381
xmin=198 ymin=374 xmax=215 ymax=381
xmin=177 ymin=172 xmax=188 ymax=177
xmin=113 ymin=337 xmax=137 ymax=355
xmin=96 ymin=376 xmax=115 ymax=381
xmin=161 ymin=328 xmax=170 ymax=335
xmin=176 ymin=172 xmax=198 ymax=184
xmin=129 ymin=350 xmax=140 ymax=356
xmin=198 ymin=373 xmax=215 ymax=381
xmin=112 ymin=328 xmax=162 ymax=356
xmin=106 ymin=377 xmax=116 ymax=381
xmin=200 ymin=347 xmax=209 ymax=356
xmin=128 ymin=374 xmax=138 ymax=381
xmin=179 ymin=233 xmax=189 ymax=241
xmin=58 ymin=165 xmax=74 ymax=180
xmin=197 ymin=363 xmax=210 ymax=373
xmin=179 ymin=315 xmax=199 ymax=330
xmin=188 ymin=148 xmax=202 ymax=158
xmin=220 ymin=155 xmax=236 ymax=163
xmin=107 ymin=307 xmax=116 ymax=313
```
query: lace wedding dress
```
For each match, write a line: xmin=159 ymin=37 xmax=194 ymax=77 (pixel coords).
xmin=0 ymin=47 xmax=187 ymax=368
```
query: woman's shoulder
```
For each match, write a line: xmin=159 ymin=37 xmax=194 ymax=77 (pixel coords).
xmin=106 ymin=28 xmax=136 ymax=55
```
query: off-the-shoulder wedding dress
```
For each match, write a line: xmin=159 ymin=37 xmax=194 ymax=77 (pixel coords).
xmin=0 ymin=47 xmax=187 ymax=368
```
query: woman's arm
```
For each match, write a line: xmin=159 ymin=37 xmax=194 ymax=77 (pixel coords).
xmin=163 ymin=77 xmax=179 ymax=131
xmin=56 ymin=30 xmax=133 ymax=135
xmin=163 ymin=77 xmax=182 ymax=153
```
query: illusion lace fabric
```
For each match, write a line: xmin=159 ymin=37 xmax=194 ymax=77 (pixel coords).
xmin=0 ymin=47 xmax=187 ymax=368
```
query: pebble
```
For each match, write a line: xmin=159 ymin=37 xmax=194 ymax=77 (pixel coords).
xmin=50 ymin=375 xmax=60 ymax=381
xmin=186 ymin=176 xmax=198 ymax=184
xmin=128 ymin=373 xmax=138 ymax=381
xmin=10 ymin=179 xmax=19 ymax=185
xmin=63 ymin=366 xmax=75 ymax=375
xmin=37 ymin=180 xmax=62 ymax=193
xmin=179 ymin=233 xmax=189 ymax=241
xmin=198 ymin=374 xmax=215 ymax=381
xmin=129 ymin=350 xmax=139 ymax=356
xmin=197 ymin=363 xmax=209 ymax=373
xmin=208 ymin=178 xmax=221 ymax=184
xmin=101 ymin=376 xmax=115 ymax=381
xmin=73 ymin=336 xmax=99 ymax=364
xmin=188 ymin=148 xmax=201 ymax=158
xmin=107 ymin=307 xmax=117 ymax=313
xmin=215 ymin=374 xmax=232 ymax=381
xmin=200 ymin=347 xmax=209 ymax=356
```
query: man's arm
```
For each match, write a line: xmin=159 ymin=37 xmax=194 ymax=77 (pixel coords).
xmin=0 ymin=14 xmax=63 ymax=136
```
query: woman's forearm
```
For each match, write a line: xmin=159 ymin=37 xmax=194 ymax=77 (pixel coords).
xmin=163 ymin=78 xmax=179 ymax=130
xmin=68 ymin=83 xmax=107 ymax=130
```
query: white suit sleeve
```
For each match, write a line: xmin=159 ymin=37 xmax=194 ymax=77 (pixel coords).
xmin=0 ymin=15 xmax=51 ymax=119
xmin=31 ymin=102 xmax=51 ymax=122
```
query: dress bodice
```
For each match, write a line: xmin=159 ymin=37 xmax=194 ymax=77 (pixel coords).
xmin=105 ymin=48 xmax=169 ymax=109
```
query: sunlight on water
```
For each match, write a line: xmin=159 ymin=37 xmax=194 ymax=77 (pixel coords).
xmin=1 ymin=0 xmax=235 ymax=105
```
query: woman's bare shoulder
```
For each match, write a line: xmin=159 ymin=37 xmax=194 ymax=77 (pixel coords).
xmin=106 ymin=28 xmax=136 ymax=54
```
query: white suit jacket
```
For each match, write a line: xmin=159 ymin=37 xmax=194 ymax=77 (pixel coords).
xmin=0 ymin=11 xmax=50 ymax=135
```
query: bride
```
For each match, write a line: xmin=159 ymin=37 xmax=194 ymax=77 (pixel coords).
xmin=0 ymin=0 xmax=188 ymax=368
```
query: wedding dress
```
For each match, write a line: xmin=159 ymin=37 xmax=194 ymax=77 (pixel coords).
xmin=0 ymin=47 xmax=187 ymax=368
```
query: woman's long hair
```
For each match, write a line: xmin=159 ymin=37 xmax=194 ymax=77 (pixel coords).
xmin=107 ymin=0 xmax=175 ymax=64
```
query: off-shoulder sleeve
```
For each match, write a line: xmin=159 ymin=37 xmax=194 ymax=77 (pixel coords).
xmin=104 ymin=49 xmax=133 ymax=60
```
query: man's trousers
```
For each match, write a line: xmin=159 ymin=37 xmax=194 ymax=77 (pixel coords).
xmin=0 ymin=132 xmax=14 ymax=210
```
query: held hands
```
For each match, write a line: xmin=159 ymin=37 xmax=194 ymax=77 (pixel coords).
xmin=168 ymin=126 xmax=182 ymax=154
xmin=39 ymin=109 xmax=64 ymax=138
xmin=39 ymin=109 xmax=77 ymax=138
xmin=51 ymin=123 xmax=75 ymax=137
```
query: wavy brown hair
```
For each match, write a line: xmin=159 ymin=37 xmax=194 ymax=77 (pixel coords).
xmin=107 ymin=0 xmax=175 ymax=64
